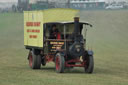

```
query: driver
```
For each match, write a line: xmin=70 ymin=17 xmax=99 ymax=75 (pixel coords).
xmin=49 ymin=24 xmax=61 ymax=39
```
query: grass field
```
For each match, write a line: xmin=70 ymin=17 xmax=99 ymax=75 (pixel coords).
xmin=0 ymin=10 xmax=128 ymax=85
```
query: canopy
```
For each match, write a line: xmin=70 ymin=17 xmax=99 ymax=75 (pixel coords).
xmin=44 ymin=21 xmax=92 ymax=27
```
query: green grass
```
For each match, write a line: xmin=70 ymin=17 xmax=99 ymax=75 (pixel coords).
xmin=0 ymin=10 xmax=128 ymax=85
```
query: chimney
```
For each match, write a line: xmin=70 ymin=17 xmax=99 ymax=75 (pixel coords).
xmin=74 ymin=17 xmax=80 ymax=36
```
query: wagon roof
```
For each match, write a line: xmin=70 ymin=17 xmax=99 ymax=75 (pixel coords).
xmin=42 ymin=8 xmax=80 ymax=23
xmin=45 ymin=21 xmax=92 ymax=26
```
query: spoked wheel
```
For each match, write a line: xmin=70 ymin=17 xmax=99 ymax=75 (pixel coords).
xmin=55 ymin=53 xmax=65 ymax=73
xmin=84 ymin=55 xmax=94 ymax=73
xmin=28 ymin=50 xmax=41 ymax=69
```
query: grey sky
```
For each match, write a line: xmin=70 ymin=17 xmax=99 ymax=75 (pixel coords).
xmin=0 ymin=0 xmax=17 ymax=2
xmin=0 ymin=0 xmax=127 ymax=2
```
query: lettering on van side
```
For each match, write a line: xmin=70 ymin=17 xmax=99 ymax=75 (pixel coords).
xmin=26 ymin=22 xmax=41 ymax=27
xmin=27 ymin=29 xmax=40 ymax=33
xmin=29 ymin=35 xmax=37 ymax=39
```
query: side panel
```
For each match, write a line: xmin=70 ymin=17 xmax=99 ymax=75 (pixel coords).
xmin=24 ymin=11 xmax=43 ymax=48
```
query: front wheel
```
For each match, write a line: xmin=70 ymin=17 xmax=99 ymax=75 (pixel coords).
xmin=84 ymin=55 xmax=94 ymax=73
xmin=55 ymin=53 xmax=65 ymax=73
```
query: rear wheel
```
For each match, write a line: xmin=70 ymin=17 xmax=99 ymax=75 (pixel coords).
xmin=55 ymin=53 xmax=65 ymax=73
xmin=28 ymin=50 xmax=41 ymax=69
xmin=84 ymin=55 xmax=94 ymax=73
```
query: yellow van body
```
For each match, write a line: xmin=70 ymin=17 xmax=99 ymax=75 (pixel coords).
xmin=24 ymin=8 xmax=79 ymax=48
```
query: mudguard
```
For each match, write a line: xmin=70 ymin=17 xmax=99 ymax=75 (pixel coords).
xmin=87 ymin=50 xmax=94 ymax=56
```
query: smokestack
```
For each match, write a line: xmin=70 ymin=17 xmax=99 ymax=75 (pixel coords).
xmin=74 ymin=17 xmax=80 ymax=36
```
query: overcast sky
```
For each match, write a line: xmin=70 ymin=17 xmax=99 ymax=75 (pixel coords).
xmin=0 ymin=0 xmax=17 ymax=2
xmin=0 ymin=0 xmax=127 ymax=2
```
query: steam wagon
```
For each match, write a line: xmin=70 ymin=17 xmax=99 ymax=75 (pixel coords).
xmin=24 ymin=8 xmax=94 ymax=73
